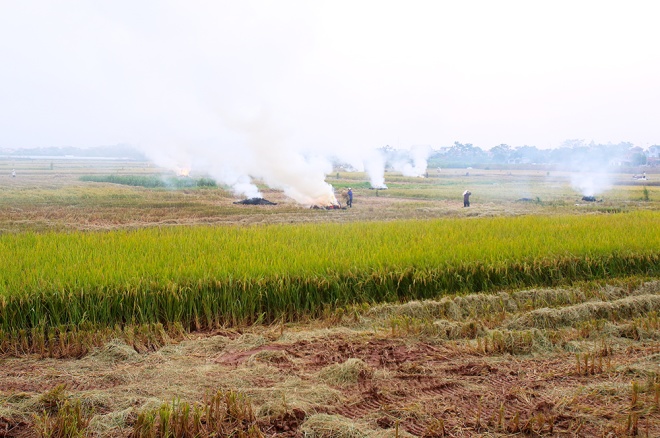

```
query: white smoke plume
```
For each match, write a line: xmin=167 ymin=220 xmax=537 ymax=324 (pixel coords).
xmin=556 ymin=141 xmax=621 ymax=197
xmin=348 ymin=146 xmax=432 ymax=188
xmin=569 ymin=169 xmax=613 ymax=197
xmin=139 ymin=111 xmax=338 ymax=205
xmin=239 ymin=115 xmax=337 ymax=205
xmin=390 ymin=145 xmax=431 ymax=177
xmin=362 ymin=149 xmax=388 ymax=189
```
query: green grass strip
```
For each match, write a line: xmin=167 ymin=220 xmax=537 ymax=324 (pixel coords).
xmin=79 ymin=174 xmax=216 ymax=188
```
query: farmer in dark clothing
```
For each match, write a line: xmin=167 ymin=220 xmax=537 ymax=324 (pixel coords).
xmin=463 ymin=190 xmax=471 ymax=207
xmin=347 ymin=188 xmax=353 ymax=207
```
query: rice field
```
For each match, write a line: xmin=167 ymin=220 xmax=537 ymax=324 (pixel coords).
xmin=2 ymin=281 xmax=659 ymax=436
xmin=1 ymin=212 xmax=659 ymax=339
xmin=1 ymin=158 xmax=659 ymax=436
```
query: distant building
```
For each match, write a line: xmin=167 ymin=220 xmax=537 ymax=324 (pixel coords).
xmin=618 ymin=146 xmax=647 ymax=166
xmin=647 ymin=145 xmax=660 ymax=167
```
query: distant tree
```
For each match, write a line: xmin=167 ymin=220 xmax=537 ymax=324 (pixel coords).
xmin=561 ymin=139 xmax=587 ymax=149
xmin=512 ymin=145 xmax=545 ymax=164
xmin=489 ymin=144 xmax=512 ymax=163
xmin=548 ymin=140 xmax=639 ymax=168
xmin=630 ymin=152 xmax=647 ymax=166
xmin=449 ymin=142 xmax=487 ymax=159
xmin=1 ymin=144 xmax=147 ymax=160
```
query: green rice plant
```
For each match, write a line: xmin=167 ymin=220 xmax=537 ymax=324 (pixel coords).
xmin=0 ymin=322 xmax=181 ymax=358
xmin=34 ymin=399 xmax=91 ymax=438
xmin=33 ymin=387 xmax=92 ymax=438
xmin=0 ymin=212 xmax=658 ymax=341
xmin=574 ymin=352 xmax=605 ymax=376
xmin=79 ymin=174 xmax=216 ymax=189
xmin=38 ymin=384 xmax=69 ymax=414
xmin=132 ymin=390 xmax=263 ymax=438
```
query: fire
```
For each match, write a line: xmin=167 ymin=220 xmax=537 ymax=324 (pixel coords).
xmin=176 ymin=167 xmax=191 ymax=177
xmin=310 ymin=193 xmax=339 ymax=207
xmin=307 ymin=192 xmax=343 ymax=210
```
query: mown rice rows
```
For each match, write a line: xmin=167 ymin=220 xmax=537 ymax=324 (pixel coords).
xmin=1 ymin=212 xmax=659 ymax=337
xmin=5 ymin=281 xmax=658 ymax=436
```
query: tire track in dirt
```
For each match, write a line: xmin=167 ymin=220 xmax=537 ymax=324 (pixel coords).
xmin=213 ymin=344 xmax=289 ymax=366
xmin=0 ymin=376 xmax=124 ymax=393
xmin=291 ymin=338 xmax=450 ymax=369
xmin=332 ymin=386 xmax=394 ymax=420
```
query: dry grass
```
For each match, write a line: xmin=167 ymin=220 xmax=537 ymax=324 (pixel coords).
xmin=319 ymin=359 xmax=372 ymax=387
xmin=507 ymin=293 xmax=660 ymax=330
xmin=1 ymin=280 xmax=659 ymax=436
xmin=2 ymin=160 xmax=659 ymax=436
xmin=299 ymin=414 xmax=369 ymax=438
xmin=2 ymin=159 xmax=659 ymax=233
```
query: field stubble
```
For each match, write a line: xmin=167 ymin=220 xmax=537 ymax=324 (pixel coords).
xmin=1 ymin=281 xmax=659 ymax=437
xmin=1 ymin=161 xmax=659 ymax=232
xmin=1 ymin=160 xmax=659 ymax=436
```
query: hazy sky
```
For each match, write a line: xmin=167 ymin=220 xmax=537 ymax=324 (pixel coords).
xmin=1 ymin=0 xmax=659 ymax=152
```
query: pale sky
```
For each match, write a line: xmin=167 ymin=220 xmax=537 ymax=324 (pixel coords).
xmin=1 ymin=0 xmax=659 ymax=153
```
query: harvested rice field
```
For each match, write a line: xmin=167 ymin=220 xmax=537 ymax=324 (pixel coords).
xmin=1 ymin=159 xmax=659 ymax=437
xmin=1 ymin=281 xmax=659 ymax=437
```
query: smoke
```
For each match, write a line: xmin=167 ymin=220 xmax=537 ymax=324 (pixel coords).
xmin=362 ymin=149 xmax=388 ymax=189
xmin=141 ymin=129 xmax=434 ymax=202
xmin=352 ymin=146 xmax=432 ymax=188
xmin=241 ymin=118 xmax=337 ymax=205
xmin=390 ymin=145 xmax=431 ymax=177
xmin=138 ymin=111 xmax=338 ymax=205
xmin=207 ymin=164 xmax=263 ymax=200
xmin=557 ymin=142 xmax=621 ymax=197
xmin=569 ymin=169 xmax=613 ymax=197
xmin=146 ymin=152 xmax=262 ymax=200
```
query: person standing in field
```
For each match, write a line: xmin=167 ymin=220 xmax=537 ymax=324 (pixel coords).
xmin=347 ymin=188 xmax=353 ymax=207
xmin=463 ymin=190 xmax=471 ymax=207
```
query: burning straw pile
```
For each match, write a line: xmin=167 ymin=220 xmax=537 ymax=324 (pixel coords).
xmin=310 ymin=204 xmax=344 ymax=210
xmin=233 ymin=198 xmax=277 ymax=205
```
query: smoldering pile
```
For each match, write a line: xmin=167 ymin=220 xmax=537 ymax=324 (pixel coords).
xmin=310 ymin=204 xmax=345 ymax=210
xmin=233 ymin=198 xmax=278 ymax=205
xmin=581 ymin=196 xmax=601 ymax=202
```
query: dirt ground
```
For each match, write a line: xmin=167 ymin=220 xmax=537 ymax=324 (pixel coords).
xmin=2 ymin=281 xmax=659 ymax=437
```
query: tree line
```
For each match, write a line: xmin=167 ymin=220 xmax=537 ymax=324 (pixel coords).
xmin=385 ymin=140 xmax=654 ymax=168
